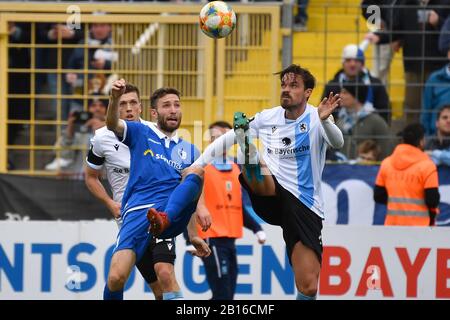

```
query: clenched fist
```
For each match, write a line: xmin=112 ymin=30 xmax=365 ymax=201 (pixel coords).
xmin=110 ymin=78 xmax=126 ymax=99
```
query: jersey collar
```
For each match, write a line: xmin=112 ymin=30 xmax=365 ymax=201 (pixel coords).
xmin=148 ymin=122 xmax=180 ymax=144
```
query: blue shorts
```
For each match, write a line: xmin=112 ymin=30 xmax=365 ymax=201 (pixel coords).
xmin=113 ymin=207 xmax=152 ymax=261
xmin=113 ymin=202 xmax=197 ymax=260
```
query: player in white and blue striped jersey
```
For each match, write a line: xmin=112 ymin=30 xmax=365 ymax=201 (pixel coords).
xmin=241 ymin=65 xmax=343 ymax=300
xmin=194 ymin=64 xmax=344 ymax=300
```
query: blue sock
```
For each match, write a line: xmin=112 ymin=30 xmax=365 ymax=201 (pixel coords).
xmin=164 ymin=173 xmax=202 ymax=222
xmin=103 ymin=284 xmax=123 ymax=300
xmin=163 ymin=291 xmax=184 ymax=300
xmin=296 ymin=291 xmax=316 ymax=300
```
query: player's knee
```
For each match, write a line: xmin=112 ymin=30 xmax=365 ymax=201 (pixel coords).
xmin=297 ymin=277 xmax=318 ymax=297
xmin=183 ymin=165 xmax=204 ymax=179
xmin=156 ymin=267 xmax=173 ymax=286
xmin=108 ymin=271 xmax=127 ymax=290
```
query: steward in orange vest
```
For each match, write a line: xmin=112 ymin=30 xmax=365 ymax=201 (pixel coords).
xmin=374 ymin=123 xmax=440 ymax=226
xmin=193 ymin=121 xmax=266 ymax=300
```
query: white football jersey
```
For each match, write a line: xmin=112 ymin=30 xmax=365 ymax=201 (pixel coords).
xmin=86 ymin=119 xmax=153 ymax=203
xmin=250 ymin=104 xmax=329 ymax=218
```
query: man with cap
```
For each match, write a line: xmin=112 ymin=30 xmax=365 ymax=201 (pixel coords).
xmin=322 ymin=44 xmax=390 ymax=123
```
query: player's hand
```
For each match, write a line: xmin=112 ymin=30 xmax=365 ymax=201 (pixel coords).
xmin=189 ymin=236 xmax=211 ymax=257
xmin=107 ymin=200 xmax=121 ymax=219
xmin=318 ymin=92 xmax=341 ymax=121
xmin=110 ymin=78 xmax=126 ymax=100
xmin=196 ymin=211 xmax=212 ymax=232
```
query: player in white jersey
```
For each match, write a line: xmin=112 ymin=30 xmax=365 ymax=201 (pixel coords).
xmin=84 ymin=83 xmax=207 ymax=300
xmin=193 ymin=64 xmax=344 ymax=300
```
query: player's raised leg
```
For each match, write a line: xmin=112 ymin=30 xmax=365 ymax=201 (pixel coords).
xmin=233 ymin=112 xmax=276 ymax=197
xmin=147 ymin=165 xmax=204 ymax=237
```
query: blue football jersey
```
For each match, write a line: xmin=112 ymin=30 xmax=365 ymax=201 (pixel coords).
xmin=120 ymin=120 xmax=199 ymax=215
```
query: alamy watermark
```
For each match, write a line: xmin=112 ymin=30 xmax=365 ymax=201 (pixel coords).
xmin=365 ymin=5 xmax=382 ymax=31
xmin=65 ymin=265 xmax=82 ymax=291
xmin=66 ymin=5 xmax=81 ymax=30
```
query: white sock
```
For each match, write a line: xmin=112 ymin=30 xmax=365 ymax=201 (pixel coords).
xmin=235 ymin=128 xmax=259 ymax=165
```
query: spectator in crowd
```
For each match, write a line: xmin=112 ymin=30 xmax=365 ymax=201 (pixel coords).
xmin=65 ymin=22 xmax=117 ymax=112
xmin=365 ymin=0 xmax=450 ymax=125
xmin=425 ymin=105 xmax=450 ymax=166
xmin=36 ymin=23 xmax=84 ymax=120
xmin=374 ymin=123 xmax=440 ymax=226
xmin=355 ymin=139 xmax=381 ymax=163
xmin=8 ymin=22 xmax=30 ymax=169
xmin=293 ymin=0 xmax=309 ymax=32
xmin=421 ymin=16 xmax=450 ymax=136
xmin=45 ymin=97 xmax=108 ymax=175
xmin=325 ymin=147 xmax=348 ymax=162
xmin=322 ymin=44 xmax=391 ymax=123
xmin=188 ymin=121 xmax=267 ymax=300
xmin=336 ymin=82 xmax=393 ymax=160
xmin=361 ymin=0 xmax=401 ymax=85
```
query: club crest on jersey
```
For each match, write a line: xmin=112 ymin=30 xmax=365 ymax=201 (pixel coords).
xmin=299 ymin=122 xmax=308 ymax=133
xmin=178 ymin=148 xmax=187 ymax=160
xmin=281 ymin=137 xmax=292 ymax=147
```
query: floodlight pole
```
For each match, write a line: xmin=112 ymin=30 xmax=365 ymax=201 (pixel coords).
xmin=281 ymin=0 xmax=294 ymax=68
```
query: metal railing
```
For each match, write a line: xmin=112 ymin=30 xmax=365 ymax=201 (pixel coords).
xmin=0 ymin=2 xmax=281 ymax=174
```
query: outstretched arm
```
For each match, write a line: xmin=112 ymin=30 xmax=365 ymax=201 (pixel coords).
xmin=193 ymin=129 xmax=237 ymax=167
xmin=106 ymin=78 xmax=126 ymax=137
xmin=318 ymin=92 xmax=344 ymax=149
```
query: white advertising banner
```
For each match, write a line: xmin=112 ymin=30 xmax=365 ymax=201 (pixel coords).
xmin=0 ymin=221 xmax=449 ymax=300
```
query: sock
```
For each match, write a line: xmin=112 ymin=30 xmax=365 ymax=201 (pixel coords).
xmin=103 ymin=284 xmax=123 ymax=300
xmin=163 ymin=291 xmax=184 ymax=300
xmin=164 ymin=173 xmax=203 ymax=222
xmin=296 ymin=291 xmax=316 ymax=300
xmin=237 ymin=148 xmax=262 ymax=182
xmin=235 ymin=129 xmax=259 ymax=166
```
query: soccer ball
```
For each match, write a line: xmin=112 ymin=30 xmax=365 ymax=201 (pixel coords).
xmin=199 ymin=1 xmax=236 ymax=39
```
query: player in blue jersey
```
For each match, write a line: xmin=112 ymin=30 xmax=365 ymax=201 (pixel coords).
xmin=103 ymin=79 xmax=210 ymax=300
xmin=194 ymin=64 xmax=344 ymax=300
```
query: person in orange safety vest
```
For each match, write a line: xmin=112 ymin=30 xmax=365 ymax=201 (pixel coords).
xmin=374 ymin=123 xmax=440 ymax=226
xmin=190 ymin=121 xmax=267 ymax=300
